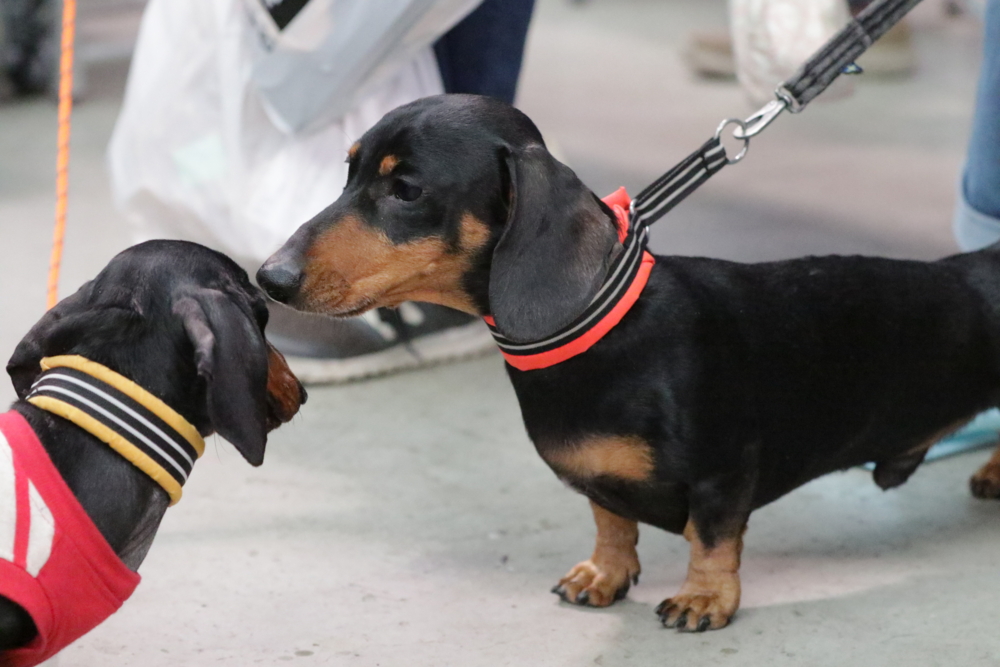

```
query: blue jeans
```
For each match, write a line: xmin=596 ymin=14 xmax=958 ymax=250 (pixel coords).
xmin=955 ymin=0 xmax=1000 ymax=250
xmin=433 ymin=0 xmax=536 ymax=105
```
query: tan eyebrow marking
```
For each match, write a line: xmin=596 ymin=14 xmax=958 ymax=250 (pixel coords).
xmin=379 ymin=155 xmax=400 ymax=176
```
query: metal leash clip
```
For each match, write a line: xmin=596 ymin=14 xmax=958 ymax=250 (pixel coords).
xmin=715 ymin=118 xmax=750 ymax=165
xmin=735 ymin=97 xmax=788 ymax=139
xmin=715 ymin=95 xmax=789 ymax=165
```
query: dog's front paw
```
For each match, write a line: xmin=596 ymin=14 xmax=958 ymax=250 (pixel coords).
xmin=552 ymin=555 xmax=640 ymax=607
xmin=970 ymin=460 xmax=1000 ymax=499
xmin=656 ymin=589 xmax=737 ymax=632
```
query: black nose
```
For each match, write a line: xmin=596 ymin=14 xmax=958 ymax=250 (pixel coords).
xmin=257 ymin=259 xmax=303 ymax=304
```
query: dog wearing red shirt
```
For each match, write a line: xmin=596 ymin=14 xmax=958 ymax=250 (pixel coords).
xmin=0 ymin=241 xmax=305 ymax=666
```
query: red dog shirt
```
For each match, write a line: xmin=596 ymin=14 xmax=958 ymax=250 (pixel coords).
xmin=0 ymin=411 xmax=140 ymax=667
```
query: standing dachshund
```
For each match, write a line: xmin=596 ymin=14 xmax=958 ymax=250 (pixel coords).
xmin=257 ymin=94 xmax=1000 ymax=631
xmin=1 ymin=240 xmax=305 ymax=663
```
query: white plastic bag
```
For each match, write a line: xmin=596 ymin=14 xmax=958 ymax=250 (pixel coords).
xmin=729 ymin=0 xmax=853 ymax=107
xmin=244 ymin=0 xmax=483 ymax=133
xmin=108 ymin=0 xmax=474 ymax=267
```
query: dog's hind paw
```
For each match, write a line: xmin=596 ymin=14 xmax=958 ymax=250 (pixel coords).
xmin=970 ymin=461 xmax=1000 ymax=499
xmin=552 ymin=556 xmax=639 ymax=608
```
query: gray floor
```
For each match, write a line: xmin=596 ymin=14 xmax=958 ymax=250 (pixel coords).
xmin=2 ymin=0 xmax=999 ymax=664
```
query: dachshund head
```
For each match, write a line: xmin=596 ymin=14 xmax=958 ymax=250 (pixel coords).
xmin=257 ymin=94 xmax=621 ymax=344
xmin=8 ymin=240 xmax=307 ymax=466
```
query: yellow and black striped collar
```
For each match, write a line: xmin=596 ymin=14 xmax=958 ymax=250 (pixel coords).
xmin=25 ymin=355 xmax=205 ymax=505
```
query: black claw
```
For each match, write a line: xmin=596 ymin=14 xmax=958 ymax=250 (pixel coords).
xmin=675 ymin=612 xmax=689 ymax=630
xmin=632 ymin=573 xmax=639 ymax=585
xmin=654 ymin=599 xmax=671 ymax=616
xmin=551 ymin=584 xmax=562 ymax=595
xmin=576 ymin=590 xmax=590 ymax=606
xmin=613 ymin=584 xmax=630 ymax=602
xmin=696 ymin=616 xmax=711 ymax=632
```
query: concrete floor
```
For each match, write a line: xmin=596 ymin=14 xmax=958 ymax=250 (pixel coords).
xmin=2 ymin=0 xmax=1000 ymax=664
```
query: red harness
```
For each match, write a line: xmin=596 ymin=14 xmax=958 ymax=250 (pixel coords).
xmin=485 ymin=188 xmax=655 ymax=371
xmin=0 ymin=411 xmax=140 ymax=667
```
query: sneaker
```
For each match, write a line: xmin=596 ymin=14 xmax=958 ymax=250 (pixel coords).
xmin=925 ymin=409 xmax=1000 ymax=462
xmin=266 ymin=302 xmax=497 ymax=385
xmin=683 ymin=30 xmax=736 ymax=80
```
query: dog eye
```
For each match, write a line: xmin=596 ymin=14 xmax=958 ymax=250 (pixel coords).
xmin=392 ymin=179 xmax=422 ymax=202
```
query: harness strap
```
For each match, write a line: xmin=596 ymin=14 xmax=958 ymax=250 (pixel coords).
xmin=25 ymin=356 xmax=204 ymax=505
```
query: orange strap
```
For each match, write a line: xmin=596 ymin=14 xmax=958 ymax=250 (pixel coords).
xmin=484 ymin=189 xmax=656 ymax=372
xmin=47 ymin=0 xmax=77 ymax=310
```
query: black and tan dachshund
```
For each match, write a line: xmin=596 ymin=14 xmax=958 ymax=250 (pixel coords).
xmin=0 ymin=240 xmax=305 ymax=654
xmin=257 ymin=94 xmax=1000 ymax=632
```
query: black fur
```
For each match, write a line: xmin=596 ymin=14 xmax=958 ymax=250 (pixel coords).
xmin=1 ymin=240 xmax=305 ymax=651
xmin=258 ymin=94 xmax=1000 ymax=625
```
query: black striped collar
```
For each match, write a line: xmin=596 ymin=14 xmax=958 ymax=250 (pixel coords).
xmin=484 ymin=188 xmax=656 ymax=371
xmin=25 ymin=356 xmax=205 ymax=505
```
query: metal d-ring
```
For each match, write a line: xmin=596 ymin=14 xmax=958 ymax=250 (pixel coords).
xmin=715 ymin=118 xmax=750 ymax=165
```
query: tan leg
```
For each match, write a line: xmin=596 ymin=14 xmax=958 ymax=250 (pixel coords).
xmin=553 ymin=500 xmax=641 ymax=607
xmin=970 ymin=440 xmax=1000 ymax=499
xmin=656 ymin=519 xmax=743 ymax=632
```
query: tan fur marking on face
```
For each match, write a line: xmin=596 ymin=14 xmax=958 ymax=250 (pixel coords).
xmin=556 ymin=501 xmax=640 ymax=607
xmin=379 ymin=155 xmax=400 ymax=176
xmin=265 ymin=343 xmax=304 ymax=430
xmin=458 ymin=212 xmax=491 ymax=252
xmin=348 ymin=142 xmax=361 ymax=160
xmin=544 ymin=435 xmax=655 ymax=482
xmin=299 ymin=213 xmax=489 ymax=316
xmin=658 ymin=519 xmax=744 ymax=631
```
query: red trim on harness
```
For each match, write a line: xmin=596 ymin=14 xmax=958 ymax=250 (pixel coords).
xmin=0 ymin=411 xmax=140 ymax=667
xmin=485 ymin=188 xmax=655 ymax=371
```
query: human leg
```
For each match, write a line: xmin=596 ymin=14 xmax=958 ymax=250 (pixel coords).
xmin=955 ymin=0 xmax=1000 ymax=250
xmin=433 ymin=0 xmax=536 ymax=105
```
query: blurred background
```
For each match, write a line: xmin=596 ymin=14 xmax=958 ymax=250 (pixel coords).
xmin=1 ymin=1 xmax=998 ymax=665
xmin=0 ymin=0 xmax=983 ymax=387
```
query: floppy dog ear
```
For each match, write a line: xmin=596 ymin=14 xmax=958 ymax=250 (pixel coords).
xmin=7 ymin=283 xmax=97 ymax=398
xmin=488 ymin=145 xmax=620 ymax=343
xmin=172 ymin=288 xmax=269 ymax=466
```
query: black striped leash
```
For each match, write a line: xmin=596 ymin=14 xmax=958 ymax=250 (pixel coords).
xmin=629 ymin=0 xmax=925 ymax=230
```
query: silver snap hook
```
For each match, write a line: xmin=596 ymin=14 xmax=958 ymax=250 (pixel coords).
xmin=715 ymin=118 xmax=750 ymax=165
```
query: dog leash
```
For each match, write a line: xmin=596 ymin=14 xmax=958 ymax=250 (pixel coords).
xmin=47 ymin=0 xmax=78 ymax=310
xmin=629 ymin=0 xmax=925 ymax=231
